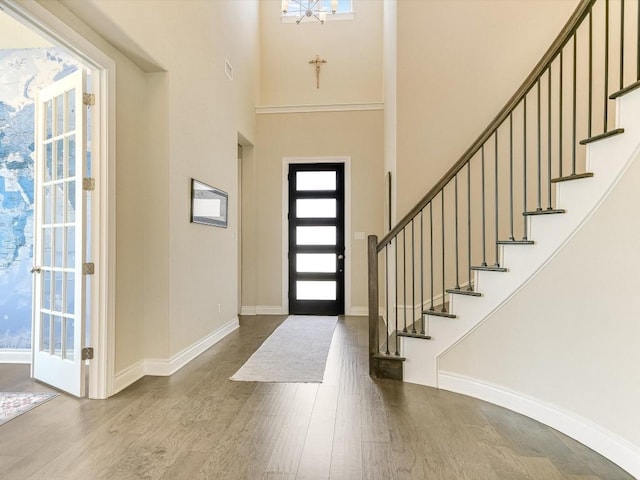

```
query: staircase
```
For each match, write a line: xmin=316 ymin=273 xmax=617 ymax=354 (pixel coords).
xmin=406 ymin=86 xmax=640 ymax=386
xmin=368 ymin=0 xmax=640 ymax=386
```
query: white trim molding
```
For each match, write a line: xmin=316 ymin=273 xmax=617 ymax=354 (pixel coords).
xmin=257 ymin=102 xmax=383 ymax=115
xmin=438 ymin=371 xmax=640 ymax=479
xmin=240 ymin=306 xmax=285 ymax=315
xmin=113 ymin=318 xmax=240 ymax=394
xmin=112 ymin=360 xmax=145 ymax=394
xmin=349 ymin=306 xmax=369 ymax=316
xmin=256 ymin=306 xmax=284 ymax=315
xmin=0 ymin=349 xmax=31 ymax=364
xmin=349 ymin=306 xmax=384 ymax=317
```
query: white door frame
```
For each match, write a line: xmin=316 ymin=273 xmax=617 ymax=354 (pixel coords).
xmin=282 ymin=156 xmax=352 ymax=315
xmin=1 ymin=0 xmax=116 ymax=399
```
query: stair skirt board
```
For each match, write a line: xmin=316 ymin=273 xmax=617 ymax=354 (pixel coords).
xmin=399 ymin=88 xmax=640 ymax=389
xmin=438 ymin=372 xmax=640 ymax=479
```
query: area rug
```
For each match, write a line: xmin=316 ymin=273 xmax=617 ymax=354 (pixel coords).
xmin=0 ymin=392 xmax=58 ymax=426
xmin=231 ymin=315 xmax=338 ymax=383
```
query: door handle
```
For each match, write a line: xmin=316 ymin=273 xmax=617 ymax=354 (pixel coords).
xmin=338 ymin=255 xmax=344 ymax=260
xmin=31 ymin=266 xmax=42 ymax=274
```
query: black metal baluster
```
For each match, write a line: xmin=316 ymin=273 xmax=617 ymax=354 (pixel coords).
xmin=454 ymin=175 xmax=460 ymax=289
xmin=411 ymin=219 xmax=416 ymax=334
xmin=537 ymin=79 xmax=542 ymax=211
xmin=402 ymin=228 xmax=407 ymax=333
xmin=429 ymin=202 xmax=434 ymax=312
xmin=494 ymin=131 xmax=500 ymax=266
xmin=385 ymin=245 xmax=390 ymax=355
xmin=420 ymin=209 xmax=425 ymax=334
xmin=467 ymin=162 xmax=472 ymax=291
xmin=605 ymin=0 xmax=610 ymax=133
xmin=394 ymin=237 xmax=399 ymax=356
xmin=589 ymin=10 xmax=593 ymax=138
xmin=523 ymin=96 xmax=528 ymax=240
xmin=441 ymin=191 xmax=446 ymax=303
xmin=509 ymin=113 xmax=515 ymax=240
xmin=572 ymin=32 xmax=578 ymax=175
xmin=621 ymin=0 xmax=625 ymax=90
xmin=481 ymin=145 xmax=487 ymax=265
xmin=559 ymin=49 xmax=564 ymax=179
xmin=547 ymin=66 xmax=553 ymax=210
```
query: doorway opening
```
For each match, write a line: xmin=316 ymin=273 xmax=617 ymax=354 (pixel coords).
xmin=0 ymin=2 xmax=114 ymax=398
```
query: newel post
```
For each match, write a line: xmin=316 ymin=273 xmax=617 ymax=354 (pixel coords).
xmin=367 ymin=235 xmax=379 ymax=376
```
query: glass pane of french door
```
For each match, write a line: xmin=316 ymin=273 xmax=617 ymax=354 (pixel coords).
xmin=288 ymin=163 xmax=345 ymax=315
xmin=32 ymin=69 xmax=87 ymax=397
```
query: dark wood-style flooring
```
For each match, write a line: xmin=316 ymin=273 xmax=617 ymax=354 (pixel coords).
xmin=0 ymin=315 xmax=633 ymax=479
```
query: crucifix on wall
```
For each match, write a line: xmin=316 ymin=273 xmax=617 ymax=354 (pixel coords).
xmin=309 ymin=54 xmax=327 ymax=89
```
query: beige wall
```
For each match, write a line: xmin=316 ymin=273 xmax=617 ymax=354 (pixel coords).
xmin=383 ymin=0 xmax=397 ymax=228
xmin=395 ymin=0 xmax=579 ymax=216
xmin=248 ymin=110 xmax=384 ymax=311
xmin=260 ymin=0 xmax=383 ymax=105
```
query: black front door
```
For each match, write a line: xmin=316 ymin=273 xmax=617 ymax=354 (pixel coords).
xmin=288 ymin=163 xmax=345 ymax=315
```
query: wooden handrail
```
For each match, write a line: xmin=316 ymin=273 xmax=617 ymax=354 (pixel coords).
xmin=377 ymin=0 xmax=596 ymax=253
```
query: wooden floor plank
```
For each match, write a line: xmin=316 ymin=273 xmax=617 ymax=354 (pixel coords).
xmin=295 ymin=384 xmax=339 ymax=480
xmin=362 ymin=441 xmax=398 ymax=480
xmin=264 ymin=384 xmax=318 ymax=476
xmin=0 ymin=315 xmax=633 ymax=480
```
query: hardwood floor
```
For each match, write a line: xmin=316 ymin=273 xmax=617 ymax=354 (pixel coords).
xmin=0 ymin=315 xmax=633 ymax=479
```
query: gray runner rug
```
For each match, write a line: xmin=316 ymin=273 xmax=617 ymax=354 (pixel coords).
xmin=230 ymin=315 xmax=338 ymax=383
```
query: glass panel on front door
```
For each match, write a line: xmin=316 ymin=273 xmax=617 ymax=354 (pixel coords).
xmin=288 ymin=164 xmax=345 ymax=315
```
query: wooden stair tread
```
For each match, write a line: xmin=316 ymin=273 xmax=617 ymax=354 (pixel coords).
xmin=423 ymin=301 xmax=456 ymax=318
xmin=497 ymin=239 xmax=534 ymax=245
xmin=579 ymin=128 xmax=624 ymax=145
xmin=471 ymin=264 xmax=508 ymax=272
xmin=373 ymin=352 xmax=405 ymax=361
xmin=610 ymin=80 xmax=640 ymax=99
xmin=523 ymin=208 xmax=565 ymax=216
xmin=397 ymin=331 xmax=432 ymax=340
xmin=446 ymin=288 xmax=482 ymax=297
xmin=551 ymin=172 xmax=594 ymax=183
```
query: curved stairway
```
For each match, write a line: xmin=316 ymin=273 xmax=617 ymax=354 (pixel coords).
xmin=402 ymin=85 xmax=640 ymax=387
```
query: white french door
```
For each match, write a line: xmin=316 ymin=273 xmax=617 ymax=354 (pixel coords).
xmin=32 ymin=70 xmax=88 ymax=397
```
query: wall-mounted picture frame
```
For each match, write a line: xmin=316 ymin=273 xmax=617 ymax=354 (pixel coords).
xmin=190 ymin=178 xmax=228 ymax=228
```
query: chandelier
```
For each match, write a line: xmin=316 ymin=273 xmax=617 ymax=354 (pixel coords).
xmin=281 ymin=0 xmax=338 ymax=24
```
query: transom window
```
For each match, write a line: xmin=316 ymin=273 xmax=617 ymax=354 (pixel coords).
xmin=282 ymin=0 xmax=354 ymax=23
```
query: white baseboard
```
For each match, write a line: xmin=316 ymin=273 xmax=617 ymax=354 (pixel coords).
xmin=349 ymin=306 xmax=368 ymax=316
xmin=113 ymin=317 xmax=240 ymax=394
xmin=146 ymin=317 xmax=240 ymax=376
xmin=0 ymin=349 xmax=30 ymax=364
xmin=256 ymin=306 xmax=284 ymax=315
xmin=112 ymin=360 xmax=145 ymax=394
xmin=241 ymin=305 xmax=283 ymax=315
xmin=438 ymin=371 xmax=640 ymax=479
xmin=347 ymin=306 xmax=384 ymax=317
